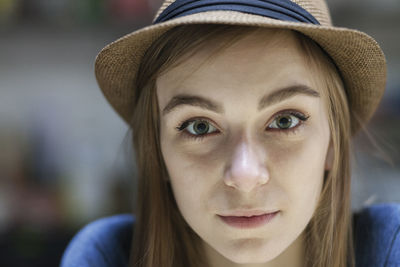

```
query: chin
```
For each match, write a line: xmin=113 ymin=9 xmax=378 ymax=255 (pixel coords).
xmin=218 ymin=239 xmax=282 ymax=264
xmin=223 ymin=251 xmax=278 ymax=265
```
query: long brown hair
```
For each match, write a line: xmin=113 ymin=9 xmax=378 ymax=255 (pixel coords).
xmin=129 ymin=24 xmax=356 ymax=267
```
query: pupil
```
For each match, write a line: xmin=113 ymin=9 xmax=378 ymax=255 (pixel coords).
xmin=194 ymin=121 xmax=209 ymax=134
xmin=278 ymin=116 xmax=292 ymax=129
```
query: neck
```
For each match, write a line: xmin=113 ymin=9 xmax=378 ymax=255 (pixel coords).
xmin=204 ymin=232 xmax=306 ymax=267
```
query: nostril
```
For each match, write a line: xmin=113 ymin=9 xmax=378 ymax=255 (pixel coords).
xmin=223 ymin=166 xmax=270 ymax=192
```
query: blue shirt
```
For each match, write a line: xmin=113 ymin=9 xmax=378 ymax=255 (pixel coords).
xmin=60 ymin=203 xmax=400 ymax=267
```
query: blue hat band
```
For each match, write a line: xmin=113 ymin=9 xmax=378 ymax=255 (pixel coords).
xmin=154 ymin=0 xmax=320 ymax=25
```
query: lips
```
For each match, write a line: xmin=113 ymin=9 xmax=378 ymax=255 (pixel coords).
xmin=219 ymin=209 xmax=280 ymax=217
xmin=218 ymin=211 xmax=280 ymax=229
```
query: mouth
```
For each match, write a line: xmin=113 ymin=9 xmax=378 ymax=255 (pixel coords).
xmin=217 ymin=211 xmax=280 ymax=229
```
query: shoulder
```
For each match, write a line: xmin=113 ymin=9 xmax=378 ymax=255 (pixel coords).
xmin=353 ymin=203 xmax=400 ymax=267
xmin=60 ymin=214 xmax=135 ymax=267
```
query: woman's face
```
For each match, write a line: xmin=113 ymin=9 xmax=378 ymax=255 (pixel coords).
xmin=157 ymin=28 xmax=333 ymax=266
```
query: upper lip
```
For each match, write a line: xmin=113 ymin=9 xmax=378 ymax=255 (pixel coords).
xmin=218 ymin=209 xmax=280 ymax=217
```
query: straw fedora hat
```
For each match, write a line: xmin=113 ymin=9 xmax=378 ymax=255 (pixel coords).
xmin=95 ymin=0 xmax=386 ymax=135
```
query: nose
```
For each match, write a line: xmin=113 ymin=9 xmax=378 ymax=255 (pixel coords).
xmin=224 ymin=138 xmax=269 ymax=193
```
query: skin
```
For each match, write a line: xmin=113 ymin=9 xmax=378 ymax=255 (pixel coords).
xmin=157 ymin=28 xmax=333 ymax=267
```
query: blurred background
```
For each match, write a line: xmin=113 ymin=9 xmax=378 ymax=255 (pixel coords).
xmin=0 ymin=0 xmax=399 ymax=266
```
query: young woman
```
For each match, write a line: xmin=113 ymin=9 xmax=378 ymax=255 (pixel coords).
xmin=61 ymin=1 xmax=399 ymax=267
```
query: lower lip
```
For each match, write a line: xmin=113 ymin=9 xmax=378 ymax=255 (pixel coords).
xmin=218 ymin=211 xmax=280 ymax=229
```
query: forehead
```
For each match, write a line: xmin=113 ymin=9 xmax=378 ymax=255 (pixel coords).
xmin=156 ymin=28 xmax=323 ymax=104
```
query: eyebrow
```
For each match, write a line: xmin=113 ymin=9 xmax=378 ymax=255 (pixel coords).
xmin=162 ymin=84 xmax=320 ymax=116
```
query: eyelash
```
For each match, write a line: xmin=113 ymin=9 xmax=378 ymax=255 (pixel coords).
xmin=175 ymin=110 xmax=310 ymax=141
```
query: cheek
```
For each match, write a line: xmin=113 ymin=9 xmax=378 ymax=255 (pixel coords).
xmin=269 ymin=134 xmax=327 ymax=218
xmin=161 ymin=139 xmax=218 ymax=225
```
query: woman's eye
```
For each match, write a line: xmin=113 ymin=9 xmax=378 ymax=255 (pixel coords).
xmin=176 ymin=119 xmax=218 ymax=140
xmin=267 ymin=111 xmax=309 ymax=131
xmin=176 ymin=111 xmax=309 ymax=141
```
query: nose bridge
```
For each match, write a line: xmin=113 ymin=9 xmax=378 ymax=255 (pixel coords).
xmin=224 ymin=134 xmax=269 ymax=192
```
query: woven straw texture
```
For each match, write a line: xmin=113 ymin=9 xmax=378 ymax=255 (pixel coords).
xmin=95 ymin=0 xmax=386 ymax=135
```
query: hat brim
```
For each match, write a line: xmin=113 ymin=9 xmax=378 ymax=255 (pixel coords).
xmin=95 ymin=10 xmax=386 ymax=135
